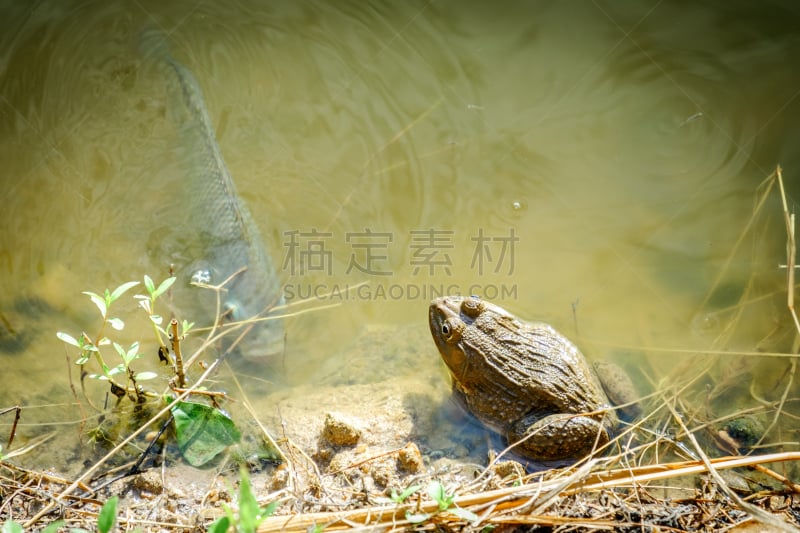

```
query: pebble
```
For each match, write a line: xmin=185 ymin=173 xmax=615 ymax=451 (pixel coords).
xmin=321 ymin=412 xmax=362 ymax=447
xmin=396 ymin=442 xmax=424 ymax=473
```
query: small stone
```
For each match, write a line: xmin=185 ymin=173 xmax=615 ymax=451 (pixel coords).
xmin=492 ymin=460 xmax=525 ymax=480
xmin=269 ymin=464 xmax=290 ymax=491
xmin=131 ymin=469 xmax=164 ymax=495
xmin=327 ymin=452 xmax=352 ymax=474
xmin=370 ymin=460 xmax=396 ymax=488
xmin=313 ymin=445 xmax=334 ymax=464
xmin=322 ymin=412 xmax=362 ymax=447
xmin=397 ymin=442 xmax=424 ymax=473
xmin=593 ymin=361 xmax=642 ymax=420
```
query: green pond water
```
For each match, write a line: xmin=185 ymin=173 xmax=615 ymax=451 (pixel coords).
xmin=1 ymin=0 xmax=799 ymax=468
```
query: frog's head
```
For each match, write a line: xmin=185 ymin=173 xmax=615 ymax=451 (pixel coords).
xmin=429 ymin=295 xmax=486 ymax=374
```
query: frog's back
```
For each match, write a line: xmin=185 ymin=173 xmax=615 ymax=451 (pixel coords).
xmin=514 ymin=321 xmax=610 ymax=416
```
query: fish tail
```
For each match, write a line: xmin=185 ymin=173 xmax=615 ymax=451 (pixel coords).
xmin=137 ymin=26 xmax=213 ymax=136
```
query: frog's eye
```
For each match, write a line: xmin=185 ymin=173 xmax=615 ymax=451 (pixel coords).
xmin=440 ymin=318 xmax=462 ymax=342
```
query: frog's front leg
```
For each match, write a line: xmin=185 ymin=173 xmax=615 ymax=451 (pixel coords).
xmin=507 ymin=412 xmax=610 ymax=461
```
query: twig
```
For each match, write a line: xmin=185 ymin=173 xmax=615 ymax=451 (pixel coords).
xmin=697 ymin=168 xmax=776 ymax=312
xmin=170 ymin=319 xmax=186 ymax=388
xmin=1 ymin=406 xmax=21 ymax=449
xmin=777 ymin=167 xmax=799 ymax=333
xmin=253 ymin=452 xmax=800 ymax=532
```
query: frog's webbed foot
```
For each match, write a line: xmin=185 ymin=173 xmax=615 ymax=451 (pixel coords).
xmin=508 ymin=412 xmax=609 ymax=461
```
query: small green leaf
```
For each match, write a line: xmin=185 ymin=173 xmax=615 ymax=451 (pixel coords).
xmin=83 ymin=291 xmax=107 ymax=317
xmin=110 ymin=281 xmax=140 ymax=303
xmin=108 ymin=317 xmax=125 ymax=331
xmin=144 ymin=275 xmax=155 ymax=295
xmin=262 ymin=501 xmax=279 ymax=518
xmin=124 ymin=342 xmax=140 ymax=364
xmin=76 ymin=354 xmax=90 ymax=365
xmin=237 ymin=468 xmax=261 ymax=532
xmin=107 ymin=364 xmax=125 ymax=376
xmin=113 ymin=342 xmax=126 ymax=358
xmin=182 ymin=320 xmax=195 ymax=334
xmin=449 ymin=506 xmax=479 ymax=522
xmin=171 ymin=401 xmax=241 ymax=466
xmin=137 ymin=298 xmax=152 ymax=314
xmin=97 ymin=337 xmax=111 ymax=346
xmin=392 ymin=483 xmax=422 ymax=503
xmin=427 ymin=481 xmax=451 ymax=510
xmin=150 ymin=314 xmax=163 ymax=325
xmin=135 ymin=371 xmax=158 ymax=381
xmin=57 ymin=331 xmax=80 ymax=347
xmin=207 ymin=516 xmax=230 ymax=533
xmin=2 ymin=520 xmax=24 ymax=533
xmin=232 ymin=470 xmax=278 ymax=532
xmin=97 ymin=495 xmax=118 ymax=533
xmin=153 ymin=276 xmax=176 ymax=299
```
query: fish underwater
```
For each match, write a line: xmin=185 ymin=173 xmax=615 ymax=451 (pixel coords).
xmin=140 ymin=29 xmax=285 ymax=362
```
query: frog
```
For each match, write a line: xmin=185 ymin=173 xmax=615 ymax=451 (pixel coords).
xmin=429 ymin=295 xmax=635 ymax=462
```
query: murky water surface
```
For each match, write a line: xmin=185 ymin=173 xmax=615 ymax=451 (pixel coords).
xmin=1 ymin=1 xmax=799 ymax=466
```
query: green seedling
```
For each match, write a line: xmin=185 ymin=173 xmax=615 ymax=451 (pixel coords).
xmin=57 ymin=276 xmax=178 ymax=401
xmin=405 ymin=480 xmax=479 ymax=524
xmin=56 ymin=274 xmax=243 ymax=467
xmin=371 ymin=482 xmax=422 ymax=506
xmin=57 ymin=280 xmax=147 ymax=403
xmin=208 ymin=468 xmax=277 ymax=533
xmin=134 ymin=274 xmax=178 ymax=347
xmin=391 ymin=483 xmax=422 ymax=503
xmin=97 ymin=495 xmax=119 ymax=533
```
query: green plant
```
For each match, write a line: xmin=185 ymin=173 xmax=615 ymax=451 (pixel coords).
xmin=56 ymin=275 xmax=241 ymax=467
xmin=97 ymin=495 xmax=119 ymax=533
xmin=57 ymin=280 xmax=151 ymax=404
xmin=390 ymin=483 xmax=422 ymax=504
xmin=405 ymin=480 xmax=478 ymax=524
xmin=208 ymin=469 xmax=278 ymax=533
xmin=135 ymin=274 xmax=179 ymax=347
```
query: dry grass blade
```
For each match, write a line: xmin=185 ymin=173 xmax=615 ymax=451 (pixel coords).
xmin=777 ymin=166 xmax=800 ymax=335
xmin=252 ymin=452 xmax=800 ymax=532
